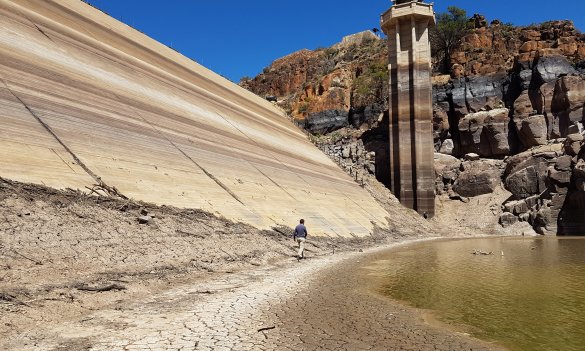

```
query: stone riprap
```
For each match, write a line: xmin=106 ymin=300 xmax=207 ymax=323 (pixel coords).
xmin=0 ymin=0 xmax=391 ymax=237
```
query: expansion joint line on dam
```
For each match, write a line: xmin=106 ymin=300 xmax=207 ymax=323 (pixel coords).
xmin=1 ymin=79 xmax=126 ymax=199
xmin=112 ymin=94 xmax=246 ymax=207
xmin=212 ymin=112 xmax=298 ymax=202
xmin=214 ymin=112 xmax=378 ymax=235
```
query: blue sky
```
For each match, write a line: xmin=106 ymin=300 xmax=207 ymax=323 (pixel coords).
xmin=87 ymin=1 xmax=584 ymax=82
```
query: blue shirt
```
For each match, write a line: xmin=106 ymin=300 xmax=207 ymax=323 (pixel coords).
xmin=294 ymin=224 xmax=307 ymax=238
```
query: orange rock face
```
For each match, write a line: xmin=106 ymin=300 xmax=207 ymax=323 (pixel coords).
xmin=451 ymin=19 xmax=585 ymax=78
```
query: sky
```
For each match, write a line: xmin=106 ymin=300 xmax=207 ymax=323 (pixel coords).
xmin=86 ymin=1 xmax=585 ymax=82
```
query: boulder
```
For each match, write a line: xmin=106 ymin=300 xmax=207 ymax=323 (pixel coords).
xmin=515 ymin=114 xmax=548 ymax=147
xmin=559 ymin=190 xmax=585 ymax=235
xmin=439 ymin=139 xmax=455 ymax=155
xmin=449 ymin=76 xmax=505 ymax=116
xmin=513 ymin=90 xmax=537 ymax=119
xmin=534 ymin=82 xmax=556 ymax=116
xmin=434 ymin=153 xmax=460 ymax=182
xmin=433 ymin=107 xmax=450 ymax=142
xmin=138 ymin=215 xmax=152 ymax=224
xmin=555 ymin=155 xmax=573 ymax=171
xmin=552 ymin=75 xmax=585 ymax=125
xmin=525 ymin=194 xmax=540 ymax=209
xmin=532 ymin=55 xmax=577 ymax=87
xmin=534 ymin=206 xmax=556 ymax=234
xmin=458 ymin=108 xmax=511 ymax=157
xmin=548 ymin=168 xmax=572 ymax=185
xmin=305 ymin=109 xmax=349 ymax=134
xmin=503 ymin=199 xmax=531 ymax=216
xmin=464 ymin=153 xmax=480 ymax=161
xmin=513 ymin=200 xmax=529 ymax=215
xmin=564 ymin=133 xmax=584 ymax=156
xmin=465 ymin=76 xmax=506 ymax=113
xmin=567 ymin=122 xmax=584 ymax=134
xmin=349 ymin=103 xmax=384 ymax=128
xmin=504 ymin=151 xmax=552 ymax=199
xmin=453 ymin=160 xmax=502 ymax=197
xmin=500 ymin=212 xmax=518 ymax=227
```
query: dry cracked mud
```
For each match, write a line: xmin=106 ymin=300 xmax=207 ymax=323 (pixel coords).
xmin=8 ymin=245 xmax=504 ymax=351
xmin=0 ymin=178 xmax=504 ymax=350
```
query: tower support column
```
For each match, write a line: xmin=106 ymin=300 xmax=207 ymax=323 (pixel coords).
xmin=381 ymin=0 xmax=435 ymax=217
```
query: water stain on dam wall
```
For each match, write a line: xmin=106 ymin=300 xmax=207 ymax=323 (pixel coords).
xmin=0 ymin=0 xmax=391 ymax=237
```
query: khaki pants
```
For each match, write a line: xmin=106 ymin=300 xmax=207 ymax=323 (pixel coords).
xmin=296 ymin=237 xmax=306 ymax=258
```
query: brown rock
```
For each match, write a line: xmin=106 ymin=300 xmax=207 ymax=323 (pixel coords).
xmin=458 ymin=108 xmax=510 ymax=157
xmin=521 ymin=30 xmax=542 ymax=42
xmin=515 ymin=115 xmax=548 ymax=147
xmin=439 ymin=139 xmax=455 ymax=155
xmin=525 ymin=194 xmax=540 ymax=209
xmin=138 ymin=215 xmax=152 ymax=224
xmin=548 ymin=168 xmax=572 ymax=184
xmin=519 ymin=41 xmax=539 ymax=53
xmin=453 ymin=160 xmax=502 ymax=197
xmin=564 ymin=133 xmax=584 ymax=156
xmin=500 ymin=212 xmax=518 ymax=227
xmin=513 ymin=91 xmax=536 ymax=119
xmin=464 ymin=153 xmax=480 ymax=161
xmin=434 ymin=153 xmax=461 ymax=181
xmin=433 ymin=107 xmax=450 ymax=141
xmin=552 ymin=75 xmax=585 ymax=124
xmin=504 ymin=152 xmax=551 ymax=199
xmin=578 ymin=45 xmax=585 ymax=58
xmin=533 ymin=82 xmax=556 ymax=115
xmin=555 ymin=155 xmax=573 ymax=171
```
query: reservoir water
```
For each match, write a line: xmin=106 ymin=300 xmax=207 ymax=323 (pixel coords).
xmin=372 ymin=237 xmax=585 ymax=351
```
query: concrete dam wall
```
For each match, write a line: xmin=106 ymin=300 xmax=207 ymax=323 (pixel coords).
xmin=0 ymin=0 xmax=391 ymax=236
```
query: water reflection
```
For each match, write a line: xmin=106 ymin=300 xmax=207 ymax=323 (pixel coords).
xmin=372 ymin=237 xmax=585 ymax=351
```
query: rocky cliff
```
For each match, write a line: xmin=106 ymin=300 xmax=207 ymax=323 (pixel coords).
xmin=242 ymin=16 xmax=585 ymax=235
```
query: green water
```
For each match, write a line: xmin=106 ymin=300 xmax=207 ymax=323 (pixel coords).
xmin=375 ymin=237 xmax=585 ymax=351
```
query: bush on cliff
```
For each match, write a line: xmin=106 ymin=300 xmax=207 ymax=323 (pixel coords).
xmin=431 ymin=6 xmax=470 ymax=73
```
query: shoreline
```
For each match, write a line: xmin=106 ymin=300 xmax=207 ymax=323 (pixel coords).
xmin=1 ymin=178 xmax=510 ymax=350
xmin=4 ymin=237 xmax=506 ymax=350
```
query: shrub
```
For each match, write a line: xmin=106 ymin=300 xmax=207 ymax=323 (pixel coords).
xmin=430 ymin=6 xmax=471 ymax=73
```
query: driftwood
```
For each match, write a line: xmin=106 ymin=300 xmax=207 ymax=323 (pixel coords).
xmin=258 ymin=326 xmax=276 ymax=339
xmin=75 ymin=283 xmax=126 ymax=292
xmin=0 ymin=293 xmax=30 ymax=307
xmin=472 ymin=249 xmax=493 ymax=256
xmin=85 ymin=179 xmax=128 ymax=200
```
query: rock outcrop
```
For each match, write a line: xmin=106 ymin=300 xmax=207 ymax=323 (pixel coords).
xmin=242 ymin=14 xmax=585 ymax=235
xmin=499 ymin=140 xmax=585 ymax=235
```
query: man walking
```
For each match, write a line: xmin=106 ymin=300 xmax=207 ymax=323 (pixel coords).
xmin=293 ymin=219 xmax=308 ymax=259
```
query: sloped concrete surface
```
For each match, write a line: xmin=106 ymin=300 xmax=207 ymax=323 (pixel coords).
xmin=0 ymin=0 xmax=390 ymax=236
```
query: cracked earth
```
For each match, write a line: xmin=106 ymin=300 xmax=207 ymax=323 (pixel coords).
xmin=9 ymin=243 xmax=503 ymax=351
xmin=0 ymin=180 xmax=505 ymax=350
